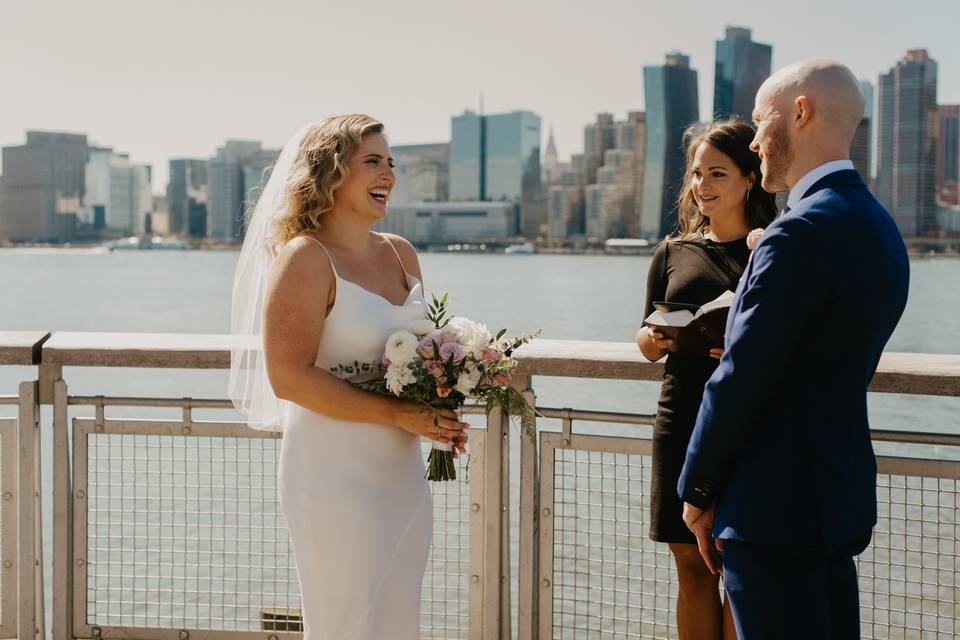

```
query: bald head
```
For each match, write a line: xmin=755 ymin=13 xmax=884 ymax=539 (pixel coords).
xmin=758 ymin=59 xmax=864 ymax=143
xmin=750 ymin=59 xmax=864 ymax=192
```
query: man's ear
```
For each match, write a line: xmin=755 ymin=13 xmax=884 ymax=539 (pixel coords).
xmin=794 ymin=96 xmax=812 ymax=129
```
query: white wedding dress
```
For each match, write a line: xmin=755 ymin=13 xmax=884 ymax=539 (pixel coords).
xmin=278 ymin=237 xmax=431 ymax=640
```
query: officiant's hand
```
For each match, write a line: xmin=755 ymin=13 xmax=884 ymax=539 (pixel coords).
xmin=648 ymin=328 xmax=675 ymax=351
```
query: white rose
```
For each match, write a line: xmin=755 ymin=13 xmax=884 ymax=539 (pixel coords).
xmin=448 ymin=317 xmax=492 ymax=352
xmin=385 ymin=363 xmax=416 ymax=395
xmin=455 ymin=366 xmax=483 ymax=396
xmin=385 ymin=330 xmax=419 ymax=365
xmin=406 ymin=318 xmax=437 ymax=336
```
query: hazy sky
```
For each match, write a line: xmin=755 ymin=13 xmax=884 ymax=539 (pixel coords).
xmin=2 ymin=0 xmax=958 ymax=190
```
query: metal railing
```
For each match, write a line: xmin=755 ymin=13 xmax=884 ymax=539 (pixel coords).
xmin=1 ymin=333 xmax=959 ymax=639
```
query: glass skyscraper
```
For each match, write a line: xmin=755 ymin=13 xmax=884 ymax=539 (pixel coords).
xmin=167 ymin=159 xmax=208 ymax=236
xmin=713 ymin=27 xmax=772 ymax=121
xmin=877 ymin=49 xmax=939 ymax=237
xmin=641 ymin=53 xmax=699 ymax=238
xmin=449 ymin=111 xmax=484 ymax=201
xmin=936 ymin=106 xmax=959 ymax=206
xmin=448 ymin=109 xmax=542 ymax=236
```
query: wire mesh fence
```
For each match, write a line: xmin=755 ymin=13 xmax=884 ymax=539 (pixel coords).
xmin=73 ymin=419 xmax=480 ymax=638
xmin=541 ymin=434 xmax=677 ymax=639
xmin=539 ymin=432 xmax=960 ymax=640
xmin=858 ymin=464 xmax=960 ymax=640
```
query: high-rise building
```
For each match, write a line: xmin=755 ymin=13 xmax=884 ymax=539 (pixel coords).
xmin=0 ymin=131 xmax=89 ymax=243
xmin=542 ymin=127 xmax=561 ymax=184
xmin=851 ymin=80 xmax=875 ymax=180
xmin=583 ymin=113 xmax=617 ymax=185
xmin=615 ymin=112 xmax=646 ymax=237
xmin=936 ymin=105 xmax=960 ymax=206
xmin=547 ymin=186 xmax=582 ymax=239
xmin=448 ymin=109 xmax=542 ymax=237
xmin=207 ymin=141 xmax=279 ymax=241
xmin=876 ymin=49 xmax=939 ymax=237
xmin=713 ymin=26 xmax=772 ymax=120
xmin=543 ymin=139 xmax=586 ymax=240
xmin=83 ymin=147 xmax=114 ymax=229
xmin=130 ymin=164 xmax=153 ymax=235
xmin=168 ymin=159 xmax=208 ymax=236
xmin=390 ymin=143 xmax=449 ymax=205
xmin=81 ymin=147 xmax=151 ymax=235
xmin=642 ymin=52 xmax=700 ymax=238
xmin=449 ymin=111 xmax=484 ymax=201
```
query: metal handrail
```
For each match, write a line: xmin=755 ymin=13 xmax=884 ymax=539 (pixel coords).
xmin=3 ymin=336 xmax=960 ymax=640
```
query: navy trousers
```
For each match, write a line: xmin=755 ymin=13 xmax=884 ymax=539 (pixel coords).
xmin=721 ymin=533 xmax=870 ymax=639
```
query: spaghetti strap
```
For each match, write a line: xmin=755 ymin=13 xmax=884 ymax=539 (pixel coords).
xmin=300 ymin=235 xmax=339 ymax=278
xmin=380 ymin=233 xmax=409 ymax=277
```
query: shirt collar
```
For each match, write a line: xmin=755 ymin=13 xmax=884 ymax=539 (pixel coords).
xmin=786 ymin=160 xmax=855 ymax=210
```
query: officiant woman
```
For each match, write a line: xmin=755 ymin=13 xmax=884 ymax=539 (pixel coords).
xmin=635 ymin=118 xmax=777 ymax=639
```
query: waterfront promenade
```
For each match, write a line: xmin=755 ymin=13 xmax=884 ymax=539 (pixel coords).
xmin=0 ymin=331 xmax=958 ymax=639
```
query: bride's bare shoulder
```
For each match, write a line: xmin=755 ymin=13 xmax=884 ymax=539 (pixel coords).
xmin=379 ymin=232 xmax=421 ymax=278
xmin=271 ymin=235 xmax=335 ymax=290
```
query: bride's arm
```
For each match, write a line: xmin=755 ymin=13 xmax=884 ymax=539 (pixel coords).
xmin=263 ymin=237 xmax=466 ymax=444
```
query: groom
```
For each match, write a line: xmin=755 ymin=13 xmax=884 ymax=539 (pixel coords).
xmin=678 ymin=59 xmax=909 ymax=637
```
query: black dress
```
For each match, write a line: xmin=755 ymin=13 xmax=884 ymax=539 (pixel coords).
xmin=645 ymin=235 xmax=750 ymax=543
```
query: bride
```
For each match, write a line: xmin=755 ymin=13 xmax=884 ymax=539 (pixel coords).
xmin=228 ymin=114 xmax=468 ymax=639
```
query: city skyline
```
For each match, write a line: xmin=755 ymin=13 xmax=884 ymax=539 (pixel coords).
xmin=2 ymin=1 xmax=958 ymax=190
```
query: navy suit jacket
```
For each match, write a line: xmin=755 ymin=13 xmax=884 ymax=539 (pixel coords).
xmin=677 ymin=170 xmax=909 ymax=547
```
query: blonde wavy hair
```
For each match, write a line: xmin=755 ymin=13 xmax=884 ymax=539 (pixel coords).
xmin=267 ymin=114 xmax=385 ymax=249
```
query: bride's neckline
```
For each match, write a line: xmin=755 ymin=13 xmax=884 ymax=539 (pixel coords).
xmin=300 ymin=233 xmax=421 ymax=308
xmin=334 ymin=271 xmax=422 ymax=308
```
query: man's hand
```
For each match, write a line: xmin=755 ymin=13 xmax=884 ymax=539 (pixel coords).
xmin=683 ymin=501 xmax=723 ymax=575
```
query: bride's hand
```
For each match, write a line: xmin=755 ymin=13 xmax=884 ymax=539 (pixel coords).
xmin=395 ymin=402 xmax=470 ymax=448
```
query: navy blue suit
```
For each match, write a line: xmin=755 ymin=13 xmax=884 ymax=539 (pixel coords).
xmin=678 ymin=170 xmax=909 ymax=638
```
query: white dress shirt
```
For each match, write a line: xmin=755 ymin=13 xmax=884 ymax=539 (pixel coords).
xmin=786 ymin=160 xmax=856 ymax=210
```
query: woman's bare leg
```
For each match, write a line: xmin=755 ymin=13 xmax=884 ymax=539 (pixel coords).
xmin=722 ymin=589 xmax=738 ymax=639
xmin=669 ymin=542 xmax=723 ymax=639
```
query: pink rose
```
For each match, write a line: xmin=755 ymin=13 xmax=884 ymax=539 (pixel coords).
xmin=418 ymin=337 xmax=437 ymax=359
xmin=482 ymin=348 xmax=500 ymax=363
xmin=439 ymin=331 xmax=459 ymax=345
xmin=425 ymin=360 xmax=444 ymax=379
xmin=494 ymin=373 xmax=512 ymax=387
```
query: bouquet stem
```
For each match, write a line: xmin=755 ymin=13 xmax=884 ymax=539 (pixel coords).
xmin=425 ymin=442 xmax=456 ymax=481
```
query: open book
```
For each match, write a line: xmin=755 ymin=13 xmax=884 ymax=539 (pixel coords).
xmin=642 ymin=290 xmax=736 ymax=357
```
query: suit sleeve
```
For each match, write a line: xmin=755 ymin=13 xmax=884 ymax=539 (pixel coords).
xmin=678 ymin=215 xmax=826 ymax=508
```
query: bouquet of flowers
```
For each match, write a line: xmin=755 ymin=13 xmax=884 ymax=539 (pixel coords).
xmin=353 ymin=294 xmax=539 ymax=481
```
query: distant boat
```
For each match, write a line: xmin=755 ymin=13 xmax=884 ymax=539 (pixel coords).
xmin=505 ymin=242 xmax=535 ymax=255
xmin=604 ymin=238 xmax=653 ymax=255
xmin=149 ymin=237 xmax=189 ymax=250
xmin=106 ymin=236 xmax=189 ymax=251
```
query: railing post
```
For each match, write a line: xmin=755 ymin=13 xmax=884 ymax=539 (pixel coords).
xmin=17 ymin=380 xmax=42 ymax=640
xmin=516 ymin=375 xmax=538 ymax=640
xmin=480 ymin=404 xmax=507 ymax=640
xmin=51 ymin=372 xmax=72 ymax=640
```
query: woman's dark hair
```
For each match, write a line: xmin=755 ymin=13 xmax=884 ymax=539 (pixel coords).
xmin=671 ymin=117 xmax=777 ymax=240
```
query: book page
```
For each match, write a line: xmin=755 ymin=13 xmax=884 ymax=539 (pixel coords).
xmin=694 ymin=290 xmax=736 ymax=318
xmin=644 ymin=309 xmax=695 ymax=328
